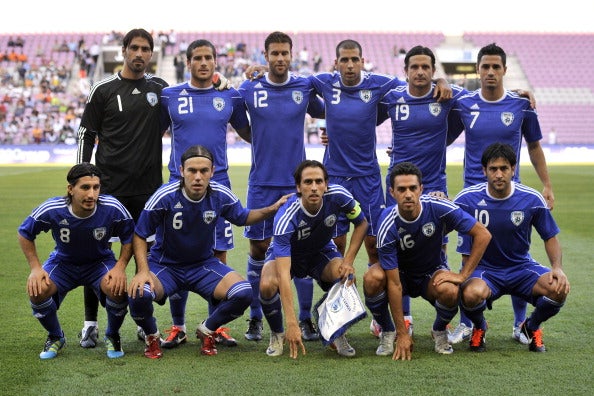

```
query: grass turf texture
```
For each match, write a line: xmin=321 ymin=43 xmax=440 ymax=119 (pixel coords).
xmin=0 ymin=164 xmax=592 ymax=396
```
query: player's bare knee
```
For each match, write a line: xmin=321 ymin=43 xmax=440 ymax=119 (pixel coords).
xmin=438 ymin=283 xmax=459 ymax=305
xmin=363 ymin=265 xmax=385 ymax=294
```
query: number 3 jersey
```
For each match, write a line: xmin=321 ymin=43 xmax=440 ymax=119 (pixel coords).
xmin=376 ymin=195 xmax=476 ymax=275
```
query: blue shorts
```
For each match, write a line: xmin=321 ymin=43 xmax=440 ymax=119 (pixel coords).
xmin=150 ymin=257 xmax=235 ymax=305
xmin=265 ymin=243 xmax=342 ymax=291
xmin=244 ymin=184 xmax=294 ymax=240
xmin=468 ymin=262 xmax=551 ymax=305
xmin=329 ymin=174 xmax=384 ymax=237
xmin=44 ymin=251 xmax=114 ymax=308
xmin=399 ymin=265 xmax=448 ymax=300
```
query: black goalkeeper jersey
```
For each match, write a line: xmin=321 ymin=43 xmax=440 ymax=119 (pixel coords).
xmin=77 ymin=72 xmax=168 ymax=197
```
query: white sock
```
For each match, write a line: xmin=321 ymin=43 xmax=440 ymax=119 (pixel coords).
xmin=83 ymin=320 xmax=98 ymax=329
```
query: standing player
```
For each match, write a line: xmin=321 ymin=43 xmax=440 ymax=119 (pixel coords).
xmin=127 ymin=145 xmax=290 ymax=359
xmin=238 ymin=31 xmax=325 ymax=342
xmin=310 ymin=40 xmax=452 ymax=336
xmin=378 ymin=45 xmax=466 ymax=200
xmin=18 ymin=163 xmax=134 ymax=359
xmin=76 ymin=28 xmax=168 ymax=348
xmin=259 ymin=160 xmax=368 ymax=359
xmin=448 ymin=42 xmax=555 ymax=344
xmin=364 ymin=162 xmax=490 ymax=359
xmin=454 ymin=143 xmax=569 ymax=352
xmin=158 ymin=39 xmax=251 ymax=349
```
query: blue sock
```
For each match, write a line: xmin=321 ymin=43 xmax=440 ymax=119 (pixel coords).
xmin=433 ymin=300 xmax=458 ymax=331
xmin=459 ymin=308 xmax=473 ymax=327
xmin=169 ymin=290 xmax=188 ymax=326
xmin=204 ymin=281 xmax=251 ymax=331
xmin=105 ymin=297 xmax=128 ymax=337
xmin=261 ymin=293 xmax=284 ymax=333
xmin=527 ymin=296 xmax=563 ymax=330
xmin=31 ymin=298 xmax=62 ymax=337
xmin=128 ymin=285 xmax=158 ymax=335
xmin=511 ymin=295 xmax=528 ymax=327
xmin=461 ymin=300 xmax=487 ymax=330
xmin=294 ymin=277 xmax=314 ymax=321
xmin=402 ymin=294 xmax=411 ymax=316
xmin=365 ymin=291 xmax=396 ymax=332
xmin=247 ymin=255 xmax=264 ymax=320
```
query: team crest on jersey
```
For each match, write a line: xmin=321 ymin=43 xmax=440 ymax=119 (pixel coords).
xmin=501 ymin=112 xmax=514 ymax=126
xmin=93 ymin=227 xmax=107 ymax=240
xmin=510 ymin=211 xmax=524 ymax=226
xmin=146 ymin=92 xmax=158 ymax=107
xmin=429 ymin=103 xmax=442 ymax=116
xmin=422 ymin=222 xmax=435 ymax=237
xmin=359 ymin=90 xmax=372 ymax=103
xmin=324 ymin=214 xmax=337 ymax=227
xmin=203 ymin=211 xmax=216 ymax=224
xmin=212 ymin=97 xmax=225 ymax=111
xmin=292 ymin=91 xmax=303 ymax=104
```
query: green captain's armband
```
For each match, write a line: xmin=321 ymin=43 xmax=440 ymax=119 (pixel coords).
xmin=346 ymin=201 xmax=362 ymax=220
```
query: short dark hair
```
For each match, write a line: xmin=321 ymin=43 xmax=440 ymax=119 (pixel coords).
xmin=336 ymin=39 xmax=362 ymax=59
xmin=389 ymin=161 xmax=422 ymax=189
xmin=404 ymin=45 xmax=436 ymax=69
xmin=67 ymin=163 xmax=102 ymax=186
xmin=122 ymin=28 xmax=154 ymax=51
xmin=264 ymin=31 xmax=292 ymax=52
xmin=181 ymin=145 xmax=214 ymax=166
xmin=294 ymin=159 xmax=328 ymax=185
xmin=477 ymin=42 xmax=506 ymax=67
xmin=481 ymin=142 xmax=517 ymax=167
xmin=186 ymin=39 xmax=217 ymax=61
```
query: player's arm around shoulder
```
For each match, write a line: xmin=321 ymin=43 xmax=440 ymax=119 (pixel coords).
xmin=245 ymin=193 xmax=294 ymax=225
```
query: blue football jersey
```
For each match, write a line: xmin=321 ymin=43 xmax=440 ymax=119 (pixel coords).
xmin=376 ymin=195 xmax=476 ymax=275
xmin=239 ymin=73 xmax=324 ymax=187
xmin=450 ymin=90 xmax=543 ymax=186
xmin=162 ymin=83 xmax=249 ymax=181
xmin=136 ymin=180 xmax=251 ymax=265
xmin=271 ymin=184 xmax=365 ymax=260
xmin=18 ymin=195 xmax=134 ymax=265
xmin=310 ymin=71 xmax=402 ymax=177
xmin=379 ymin=84 xmax=466 ymax=193
xmin=454 ymin=182 xmax=560 ymax=269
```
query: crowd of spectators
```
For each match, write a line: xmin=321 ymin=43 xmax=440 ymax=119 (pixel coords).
xmin=1 ymin=35 xmax=88 ymax=145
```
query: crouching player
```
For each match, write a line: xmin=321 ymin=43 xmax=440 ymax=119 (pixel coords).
xmin=364 ymin=162 xmax=491 ymax=360
xmin=259 ymin=159 xmax=368 ymax=359
xmin=454 ymin=143 xmax=569 ymax=352
xmin=19 ymin=163 xmax=134 ymax=359
xmin=127 ymin=145 xmax=290 ymax=358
